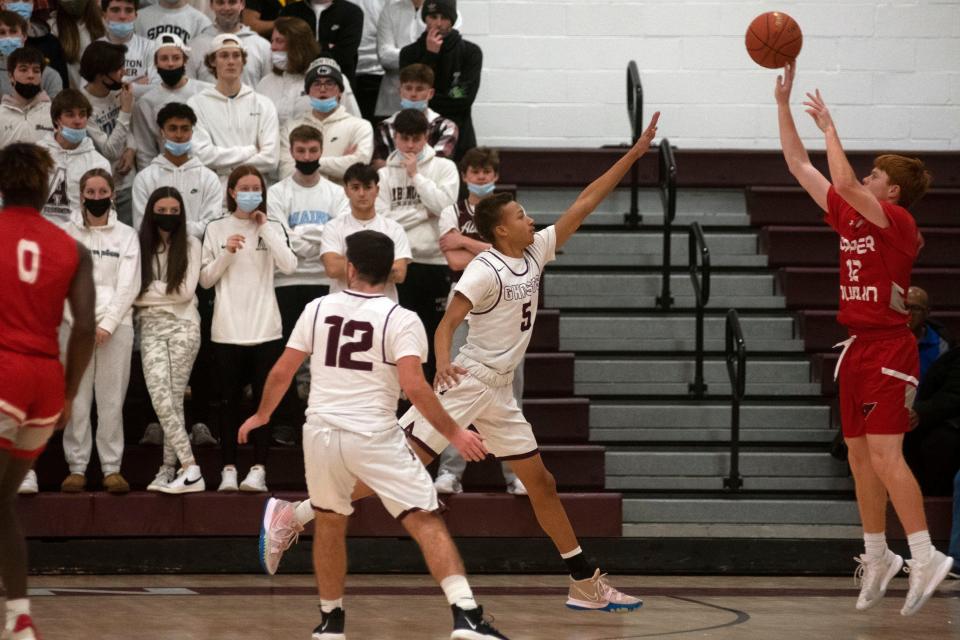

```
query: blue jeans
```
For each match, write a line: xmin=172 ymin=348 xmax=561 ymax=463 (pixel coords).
xmin=950 ymin=469 xmax=960 ymax=568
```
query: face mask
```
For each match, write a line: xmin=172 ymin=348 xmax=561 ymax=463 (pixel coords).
xmin=400 ymin=98 xmax=428 ymax=112
xmin=103 ymin=76 xmax=124 ymax=91
xmin=154 ymin=214 xmax=181 ymax=232
xmin=6 ymin=2 xmax=32 ymax=21
xmin=235 ymin=191 xmax=262 ymax=213
xmin=107 ymin=21 xmax=135 ymax=39
xmin=467 ymin=182 xmax=496 ymax=197
xmin=164 ymin=139 xmax=191 ymax=156
xmin=271 ymin=51 xmax=287 ymax=71
xmin=13 ymin=81 xmax=40 ymax=100
xmin=157 ymin=65 xmax=185 ymax=87
xmin=309 ymin=96 xmax=338 ymax=113
xmin=60 ymin=126 xmax=87 ymax=144
xmin=294 ymin=158 xmax=320 ymax=175
xmin=84 ymin=197 xmax=111 ymax=217
xmin=0 ymin=37 xmax=22 ymax=57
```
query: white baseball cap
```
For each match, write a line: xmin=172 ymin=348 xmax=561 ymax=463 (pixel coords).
xmin=154 ymin=33 xmax=191 ymax=54
xmin=210 ymin=33 xmax=245 ymax=54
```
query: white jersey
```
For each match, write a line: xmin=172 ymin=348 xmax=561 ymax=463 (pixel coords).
xmin=454 ymin=225 xmax=557 ymax=381
xmin=288 ymin=291 xmax=428 ymax=433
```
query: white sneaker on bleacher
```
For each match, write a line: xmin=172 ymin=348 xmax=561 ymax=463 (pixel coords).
xmin=160 ymin=465 xmax=205 ymax=494
xmin=17 ymin=470 xmax=38 ymax=495
xmin=240 ymin=465 xmax=268 ymax=492
xmin=434 ymin=472 xmax=462 ymax=495
xmin=147 ymin=465 xmax=175 ymax=492
xmin=218 ymin=465 xmax=239 ymax=492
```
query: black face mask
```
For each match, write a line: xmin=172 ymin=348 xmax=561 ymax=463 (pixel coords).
xmin=104 ymin=77 xmax=124 ymax=91
xmin=14 ymin=82 xmax=41 ymax=100
xmin=295 ymin=158 xmax=320 ymax=176
xmin=154 ymin=213 xmax=181 ymax=232
xmin=157 ymin=65 xmax=185 ymax=87
xmin=84 ymin=197 xmax=112 ymax=217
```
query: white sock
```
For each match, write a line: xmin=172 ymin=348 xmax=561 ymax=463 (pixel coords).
xmin=863 ymin=532 xmax=887 ymax=559
xmin=560 ymin=546 xmax=583 ymax=560
xmin=320 ymin=598 xmax=342 ymax=613
xmin=907 ymin=531 xmax=933 ymax=563
xmin=440 ymin=574 xmax=477 ymax=610
xmin=6 ymin=598 xmax=29 ymax=626
xmin=295 ymin=500 xmax=315 ymax=527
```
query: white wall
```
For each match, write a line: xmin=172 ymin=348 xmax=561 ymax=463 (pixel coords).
xmin=456 ymin=0 xmax=960 ymax=149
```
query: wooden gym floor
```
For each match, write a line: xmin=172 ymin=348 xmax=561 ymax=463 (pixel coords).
xmin=11 ymin=573 xmax=959 ymax=639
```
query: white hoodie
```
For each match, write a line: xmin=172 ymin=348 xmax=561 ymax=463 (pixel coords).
xmin=131 ymin=77 xmax=212 ymax=169
xmin=277 ymin=105 xmax=373 ymax=182
xmin=376 ymin=145 xmax=458 ymax=265
xmin=189 ymin=83 xmax=279 ymax=181
xmin=0 ymin=93 xmax=54 ymax=146
xmin=63 ymin=209 xmax=142 ymax=334
xmin=255 ymin=71 xmax=362 ymax=127
xmin=199 ymin=212 xmax=298 ymax=344
xmin=134 ymin=234 xmax=202 ymax=327
xmin=37 ymin=133 xmax=112 ymax=227
xmin=132 ymin=153 xmax=223 ymax=239
xmin=187 ymin=24 xmax=271 ymax=88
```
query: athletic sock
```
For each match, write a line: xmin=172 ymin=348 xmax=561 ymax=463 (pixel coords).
xmin=440 ymin=574 xmax=477 ymax=610
xmin=6 ymin=598 xmax=29 ymax=627
xmin=320 ymin=598 xmax=342 ymax=613
xmin=295 ymin=500 xmax=314 ymax=527
xmin=907 ymin=531 xmax=933 ymax=563
xmin=561 ymin=547 xmax=594 ymax=581
xmin=863 ymin=532 xmax=887 ymax=560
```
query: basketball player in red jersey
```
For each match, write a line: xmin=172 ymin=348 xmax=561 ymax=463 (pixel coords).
xmin=0 ymin=144 xmax=96 ymax=640
xmin=776 ymin=63 xmax=951 ymax=616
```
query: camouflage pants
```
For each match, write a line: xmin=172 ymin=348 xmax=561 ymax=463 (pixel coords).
xmin=141 ymin=313 xmax=200 ymax=468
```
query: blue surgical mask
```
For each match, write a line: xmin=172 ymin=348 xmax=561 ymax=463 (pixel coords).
xmin=309 ymin=96 xmax=338 ymax=113
xmin=467 ymin=182 xmax=496 ymax=197
xmin=107 ymin=21 xmax=135 ymax=39
xmin=0 ymin=36 xmax=22 ymax=57
xmin=400 ymin=98 xmax=428 ymax=112
xmin=164 ymin=139 xmax=191 ymax=156
xmin=235 ymin=191 xmax=263 ymax=213
xmin=6 ymin=2 xmax=32 ymax=21
xmin=60 ymin=126 xmax=87 ymax=144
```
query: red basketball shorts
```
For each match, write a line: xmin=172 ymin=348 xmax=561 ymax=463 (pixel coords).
xmin=837 ymin=330 xmax=918 ymax=439
xmin=0 ymin=351 xmax=64 ymax=460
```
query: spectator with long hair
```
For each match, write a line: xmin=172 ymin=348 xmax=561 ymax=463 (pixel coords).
xmin=48 ymin=0 xmax=105 ymax=89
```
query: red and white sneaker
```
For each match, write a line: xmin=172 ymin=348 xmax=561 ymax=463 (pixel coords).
xmin=7 ymin=614 xmax=42 ymax=640
xmin=259 ymin=498 xmax=304 ymax=575
xmin=566 ymin=569 xmax=643 ymax=613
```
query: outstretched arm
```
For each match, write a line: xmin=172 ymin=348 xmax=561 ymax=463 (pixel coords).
xmin=803 ymin=89 xmax=889 ymax=228
xmin=776 ymin=62 xmax=830 ymax=212
xmin=554 ymin=112 xmax=659 ymax=249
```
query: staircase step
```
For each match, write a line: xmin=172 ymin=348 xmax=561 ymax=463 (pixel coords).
xmin=623 ymin=497 xmax=861 ymax=525
xmin=528 ymin=308 xmax=559 ymax=352
xmin=524 ymin=398 xmax=590 ymax=443
xmin=524 ymin=352 xmax=574 ymax=396
xmin=777 ymin=268 xmax=960 ymax=309
xmin=799 ymin=309 xmax=960 ymax=353
xmin=452 ymin=445 xmax=605 ymax=490
xmin=556 ymin=232 xmax=765 ymax=268
xmin=761 ymin=226 xmax=960 ymax=267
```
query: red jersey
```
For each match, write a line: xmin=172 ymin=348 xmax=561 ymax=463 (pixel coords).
xmin=0 ymin=206 xmax=79 ymax=358
xmin=825 ymin=186 xmax=920 ymax=332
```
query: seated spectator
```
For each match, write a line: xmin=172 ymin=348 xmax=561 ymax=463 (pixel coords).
xmin=0 ymin=46 xmax=54 ymax=146
xmin=349 ymin=0 xmax=384 ymax=121
xmin=99 ymin=0 xmax=159 ymax=95
xmin=188 ymin=32 xmax=279 ymax=185
xmin=59 ymin=168 xmax=141 ymax=495
xmin=136 ymin=0 xmax=212 ymax=43
xmin=372 ymin=63 xmax=456 ymax=168
xmin=79 ymin=41 xmax=137 ymax=224
xmin=278 ymin=57 xmax=372 ymax=182
xmin=135 ymin=186 xmax=206 ymax=494
xmin=242 ymin=0 xmax=280 ymax=38
xmin=908 ymin=285 xmax=953 ymax=383
xmin=48 ymin=0 xmax=105 ymax=90
xmin=279 ymin=0 xmax=362 ymax=85
xmin=133 ymin=102 xmax=222 ymax=237
xmin=320 ymin=162 xmax=410 ymax=300
xmin=0 ymin=0 xmax=68 ymax=87
xmin=399 ymin=0 xmax=479 ymax=160
xmin=0 ymin=11 xmax=60 ymax=97
xmin=188 ymin=0 xmax=270 ymax=87
xmin=37 ymin=88 xmax=112 ymax=226
xmin=199 ymin=164 xmax=297 ymax=493
xmin=255 ymin=16 xmax=319 ymax=125
xmin=376 ymin=108 xmax=457 ymax=378
xmin=131 ymin=33 xmax=212 ymax=169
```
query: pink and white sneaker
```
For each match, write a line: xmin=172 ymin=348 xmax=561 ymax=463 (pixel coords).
xmin=259 ymin=498 xmax=304 ymax=575
xmin=566 ymin=569 xmax=643 ymax=613
xmin=7 ymin=614 xmax=42 ymax=640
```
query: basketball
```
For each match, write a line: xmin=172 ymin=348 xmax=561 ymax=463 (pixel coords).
xmin=745 ymin=11 xmax=803 ymax=68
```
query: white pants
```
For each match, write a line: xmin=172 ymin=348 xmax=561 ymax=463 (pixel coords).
xmin=62 ymin=324 xmax=133 ymax=475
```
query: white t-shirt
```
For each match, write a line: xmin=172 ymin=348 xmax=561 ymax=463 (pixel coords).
xmin=454 ymin=225 xmax=557 ymax=376
xmin=319 ymin=212 xmax=412 ymax=301
xmin=136 ymin=3 xmax=212 ymax=43
xmin=99 ymin=34 xmax=158 ymax=95
xmin=288 ymin=290 xmax=427 ymax=433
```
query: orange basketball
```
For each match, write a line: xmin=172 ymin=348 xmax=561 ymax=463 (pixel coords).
xmin=745 ymin=12 xmax=802 ymax=68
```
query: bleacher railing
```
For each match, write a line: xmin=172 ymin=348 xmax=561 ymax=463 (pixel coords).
xmin=624 ymin=61 xmax=643 ymax=228
xmin=688 ymin=222 xmax=710 ymax=398
xmin=724 ymin=309 xmax=746 ymax=492
xmin=655 ymin=138 xmax=677 ymax=309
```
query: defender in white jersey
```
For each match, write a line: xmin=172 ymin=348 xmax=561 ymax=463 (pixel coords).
xmin=258 ymin=113 xmax=663 ymax=614
xmin=238 ymin=230 xmax=508 ymax=640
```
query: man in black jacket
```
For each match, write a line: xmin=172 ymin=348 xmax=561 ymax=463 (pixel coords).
xmin=279 ymin=0 xmax=362 ymax=84
xmin=399 ymin=0 xmax=480 ymax=160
